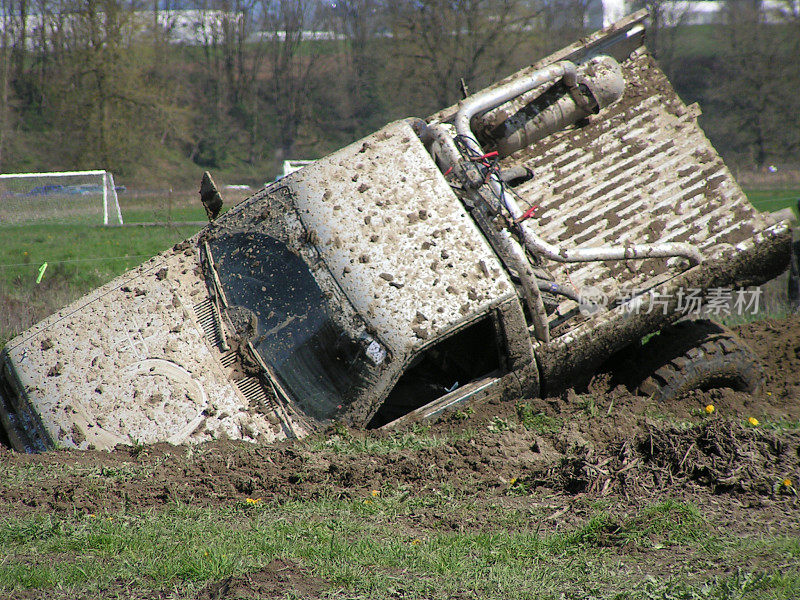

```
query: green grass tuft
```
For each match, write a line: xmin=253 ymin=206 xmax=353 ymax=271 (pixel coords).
xmin=516 ymin=403 xmax=563 ymax=434
xmin=301 ymin=424 xmax=473 ymax=455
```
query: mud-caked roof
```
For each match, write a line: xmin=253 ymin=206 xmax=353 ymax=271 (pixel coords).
xmin=286 ymin=120 xmax=515 ymax=356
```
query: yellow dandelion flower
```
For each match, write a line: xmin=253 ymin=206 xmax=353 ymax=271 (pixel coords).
xmin=748 ymin=417 xmax=759 ymax=426
xmin=783 ymin=478 xmax=793 ymax=488
xmin=509 ymin=477 xmax=518 ymax=485
xmin=371 ymin=490 xmax=380 ymax=497
xmin=412 ymin=538 xmax=422 ymax=545
xmin=245 ymin=497 xmax=262 ymax=505
xmin=705 ymin=404 xmax=715 ymax=414
xmin=767 ymin=392 xmax=772 ymax=396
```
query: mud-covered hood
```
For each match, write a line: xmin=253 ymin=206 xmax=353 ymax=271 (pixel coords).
xmin=1 ymin=246 xmax=294 ymax=451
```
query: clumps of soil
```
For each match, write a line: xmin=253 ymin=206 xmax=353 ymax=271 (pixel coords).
xmin=197 ymin=558 xmax=325 ymax=600
xmin=736 ymin=317 xmax=800 ymax=402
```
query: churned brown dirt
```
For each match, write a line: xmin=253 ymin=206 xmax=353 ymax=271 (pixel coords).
xmin=2 ymin=314 xmax=799 ymax=599
xmin=196 ymin=559 xmax=327 ymax=600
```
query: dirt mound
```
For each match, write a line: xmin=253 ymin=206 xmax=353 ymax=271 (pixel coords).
xmin=197 ymin=559 xmax=325 ymax=600
xmin=736 ymin=316 xmax=800 ymax=401
xmin=641 ymin=418 xmax=797 ymax=493
xmin=2 ymin=404 xmax=797 ymax=519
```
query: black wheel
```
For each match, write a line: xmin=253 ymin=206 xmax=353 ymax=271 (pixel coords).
xmin=622 ymin=320 xmax=763 ymax=402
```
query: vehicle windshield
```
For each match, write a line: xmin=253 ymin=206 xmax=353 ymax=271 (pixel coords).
xmin=207 ymin=231 xmax=378 ymax=421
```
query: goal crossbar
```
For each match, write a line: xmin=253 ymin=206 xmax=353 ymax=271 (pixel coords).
xmin=0 ymin=170 xmax=109 ymax=179
xmin=0 ymin=170 xmax=123 ymax=226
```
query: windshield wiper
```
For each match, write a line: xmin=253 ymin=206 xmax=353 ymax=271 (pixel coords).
xmin=245 ymin=340 xmax=305 ymax=438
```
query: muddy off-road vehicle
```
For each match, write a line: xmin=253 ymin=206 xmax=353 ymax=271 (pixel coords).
xmin=0 ymin=12 xmax=792 ymax=452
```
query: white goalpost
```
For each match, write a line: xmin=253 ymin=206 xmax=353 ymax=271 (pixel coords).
xmin=0 ymin=170 xmax=124 ymax=226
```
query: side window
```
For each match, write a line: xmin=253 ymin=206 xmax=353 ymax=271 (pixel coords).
xmin=368 ymin=317 xmax=502 ymax=427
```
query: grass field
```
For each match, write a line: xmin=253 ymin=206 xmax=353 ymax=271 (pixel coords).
xmin=1 ymin=492 xmax=797 ymax=599
xmin=1 ymin=409 xmax=799 ymax=599
xmin=744 ymin=188 xmax=800 ymax=216
xmin=0 ymin=193 xmax=210 ymax=346
xmin=0 ymin=193 xmax=209 ymax=290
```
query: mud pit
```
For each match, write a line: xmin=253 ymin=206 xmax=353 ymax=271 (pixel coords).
xmin=2 ymin=315 xmax=799 ymax=599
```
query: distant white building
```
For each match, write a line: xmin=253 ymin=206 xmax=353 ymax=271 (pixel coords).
xmin=248 ymin=30 xmax=344 ymax=43
xmin=585 ymin=0 xmax=800 ymax=29
xmin=597 ymin=0 xmax=628 ymax=27
xmin=153 ymin=10 xmax=241 ymax=45
xmin=582 ymin=0 xmax=629 ymax=29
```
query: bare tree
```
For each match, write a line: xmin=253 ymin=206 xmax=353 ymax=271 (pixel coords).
xmin=0 ymin=0 xmax=16 ymax=169
xmin=190 ymin=0 xmax=256 ymax=165
xmin=706 ymin=0 xmax=800 ymax=169
xmin=632 ymin=0 xmax=693 ymax=79
xmin=7 ymin=0 xmax=26 ymax=85
xmin=326 ymin=0 xmax=383 ymax=131
xmin=539 ymin=0 xmax=592 ymax=47
xmin=388 ymin=0 xmax=537 ymax=110
xmin=259 ymin=0 xmax=320 ymax=158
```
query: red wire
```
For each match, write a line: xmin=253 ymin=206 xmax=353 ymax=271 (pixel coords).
xmin=470 ymin=151 xmax=499 ymax=161
xmin=515 ymin=205 xmax=538 ymax=222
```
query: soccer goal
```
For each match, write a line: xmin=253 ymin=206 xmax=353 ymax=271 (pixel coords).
xmin=0 ymin=170 xmax=124 ymax=226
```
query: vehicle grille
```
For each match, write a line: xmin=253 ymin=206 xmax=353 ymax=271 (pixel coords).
xmin=193 ymin=298 xmax=223 ymax=348
xmin=219 ymin=350 xmax=238 ymax=368
xmin=234 ymin=376 xmax=277 ymax=411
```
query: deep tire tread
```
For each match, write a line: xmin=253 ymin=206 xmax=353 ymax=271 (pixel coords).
xmin=626 ymin=320 xmax=763 ymax=403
